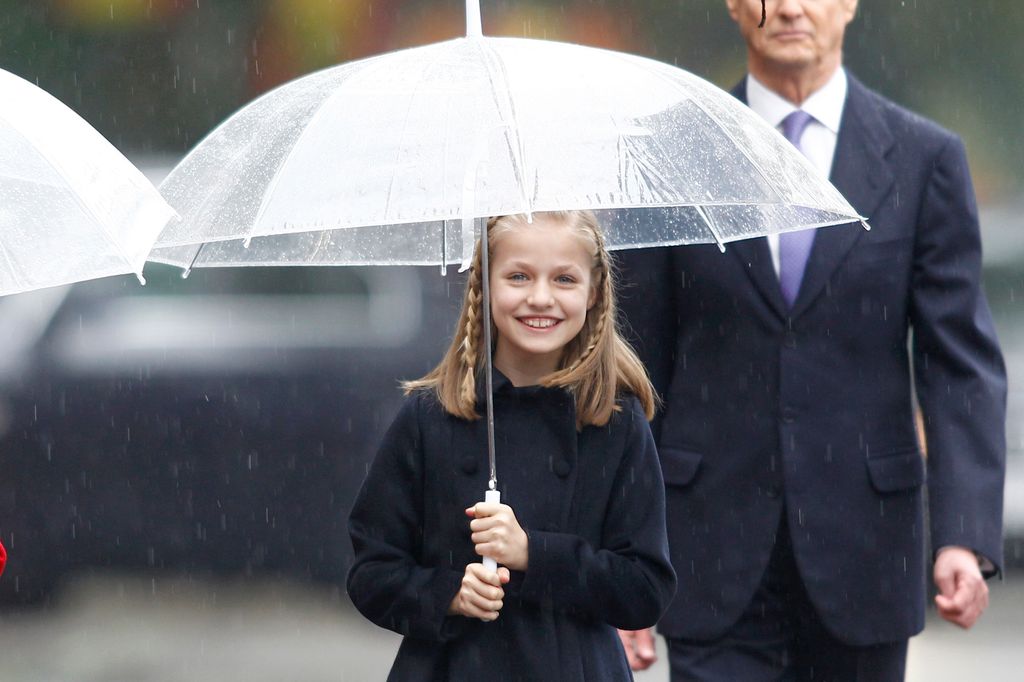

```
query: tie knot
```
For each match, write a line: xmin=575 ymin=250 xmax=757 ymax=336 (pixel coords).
xmin=781 ymin=110 xmax=814 ymax=147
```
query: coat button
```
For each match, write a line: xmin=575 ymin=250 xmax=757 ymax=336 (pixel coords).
xmin=783 ymin=331 xmax=797 ymax=348
xmin=765 ymin=484 xmax=782 ymax=499
xmin=460 ymin=455 xmax=478 ymax=475
xmin=781 ymin=407 xmax=798 ymax=423
xmin=553 ymin=459 xmax=572 ymax=477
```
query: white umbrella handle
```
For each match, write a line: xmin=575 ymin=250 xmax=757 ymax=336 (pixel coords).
xmin=481 ymin=488 xmax=500 ymax=572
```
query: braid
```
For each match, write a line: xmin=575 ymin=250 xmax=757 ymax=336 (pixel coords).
xmin=460 ymin=248 xmax=485 ymax=410
xmin=564 ymin=230 xmax=613 ymax=374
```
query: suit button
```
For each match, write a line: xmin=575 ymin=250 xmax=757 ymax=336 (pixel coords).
xmin=783 ymin=332 xmax=797 ymax=348
xmin=553 ymin=459 xmax=572 ymax=478
xmin=781 ymin=407 xmax=798 ymax=423
xmin=460 ymin=455 xmax=478 ymax=475
xmin=765 ymin=484 xmax=782 ymax=499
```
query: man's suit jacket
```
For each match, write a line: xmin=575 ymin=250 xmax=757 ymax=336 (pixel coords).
xmin=617 ymin=73 xmax=1006 ymax=646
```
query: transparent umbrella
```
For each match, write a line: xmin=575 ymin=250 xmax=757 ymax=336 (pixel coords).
xmin=149 ymin=0 xmax=862 ymax=566
xmin=0 ymin=68 xmax=175 ymax=297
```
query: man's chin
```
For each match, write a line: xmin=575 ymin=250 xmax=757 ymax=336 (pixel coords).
xmin=762 ymin=50 xmax=818 ymax=73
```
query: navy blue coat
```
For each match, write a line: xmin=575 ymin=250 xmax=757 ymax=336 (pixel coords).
xmin=347 ymin=374 xmax=676 ymax=680
xmin=617 ymin=74 xmax=1006 ymax=646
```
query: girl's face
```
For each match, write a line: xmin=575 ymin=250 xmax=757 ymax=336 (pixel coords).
xmin=489 ymin=216 xmax=597 ymax=386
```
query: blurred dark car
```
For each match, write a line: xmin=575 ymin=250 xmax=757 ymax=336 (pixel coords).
xmin=0 ymin=261 xmax=461 ymax=604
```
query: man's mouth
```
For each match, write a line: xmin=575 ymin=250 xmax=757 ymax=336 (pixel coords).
xmin=772 ymin=30 xmax=811 ymax=41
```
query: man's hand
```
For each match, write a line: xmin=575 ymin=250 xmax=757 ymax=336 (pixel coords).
xmin=448 ymin=563 xmax=511 ymax=621
xmin=617 ymin=627 xmax=658 ymax=671
xmin=934 ymin=546 xmax=989 ymax=629
xmin=467 ymin=502 xmax=530 ymax=571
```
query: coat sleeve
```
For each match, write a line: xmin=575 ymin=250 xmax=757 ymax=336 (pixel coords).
xmin=346 ymin=394 xmax=467 ymax=641
xmin=514 ymin=398 xmax=677 ymax=630
xmin=909 ymin=134 xmax=1007 ymax=574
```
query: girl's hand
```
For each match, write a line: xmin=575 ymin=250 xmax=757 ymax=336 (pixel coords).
xmin=448 ymin=563 xmax=511 ymax=621
xmin=467 ymin=502 xmax=530 ymax=571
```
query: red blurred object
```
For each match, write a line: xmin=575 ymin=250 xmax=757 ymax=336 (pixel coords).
xmin=0 ymin=538 xmax=6 ymax=577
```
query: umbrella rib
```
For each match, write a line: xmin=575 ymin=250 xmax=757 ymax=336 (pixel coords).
xmin=0 ymin=111 xmax=26 ymax=286
xmin=243 ymin=57 xmax=387 ymax=243
xmin=611 ymin=51 xmax=790 ymax=207
xmin=475 ymin=38 xmax=532 ymax=214
xmin=378 ymin=45 xmax=453 ymax=224
xmin=0 ymin=229 xmax=27 ymax=291
xmin=3 ymin=124 xmax=145 ymax=280
xmin=695 ymin=205 xmax=727 ymax=252
xmin=159 ymin=63 xmax=356 ymax=245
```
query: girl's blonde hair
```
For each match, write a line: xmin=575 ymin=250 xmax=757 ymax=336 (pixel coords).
xmin=404 ymin=210 xmax=656 ymax=428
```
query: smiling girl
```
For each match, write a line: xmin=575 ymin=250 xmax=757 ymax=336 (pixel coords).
xmin=347 ymin=210 xmax=676 ymax=681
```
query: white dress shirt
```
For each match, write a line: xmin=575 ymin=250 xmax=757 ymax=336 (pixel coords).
xmin=745 ymin=68 xmax=847 ymax=275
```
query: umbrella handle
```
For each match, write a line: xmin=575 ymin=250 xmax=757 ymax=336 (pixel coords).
xmin=481 ymin=488 xmax=500 ymax=572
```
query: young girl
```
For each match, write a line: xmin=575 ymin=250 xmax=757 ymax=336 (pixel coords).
xmin=347 ymin=210 xmax=676 ymax=681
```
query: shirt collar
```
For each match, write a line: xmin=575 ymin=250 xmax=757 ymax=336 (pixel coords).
xmin=746 ymin=67 xmax=847 ymax=134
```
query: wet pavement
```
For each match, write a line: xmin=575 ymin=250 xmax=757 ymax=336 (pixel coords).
xmin=0 ymin=570 xmax=1020 ymax=681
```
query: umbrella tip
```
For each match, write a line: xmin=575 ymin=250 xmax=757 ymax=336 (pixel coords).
xmin=135 ymin=272 xmax=147 ymax=286
xmin=466 ymin=0 xmax=482 ymax=37
xmin=180 ymin=267 xmax=192 ymax=280
xmin=860 ymin=219 xmax=871 ymax=231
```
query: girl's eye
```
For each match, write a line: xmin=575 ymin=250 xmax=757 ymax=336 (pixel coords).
xmin=509 ymin=273 xmax=528 ymax=281
xmin=556 ymin=275 xmax=576 ymax=284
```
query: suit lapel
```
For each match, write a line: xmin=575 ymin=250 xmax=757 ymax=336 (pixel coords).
xmin=728 ymin=237 xmax=790 ymax=318
xmin=789 ymin=76 xmax=895 ymax=317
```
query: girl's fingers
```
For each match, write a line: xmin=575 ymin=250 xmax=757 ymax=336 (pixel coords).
xmin=470 ymin=514 xmax=516 ymax=534
xmin=471 ymin=526 xmax=509 ymax=545
xmin=456 ymin=566 xmax=505 ymax=619
xmin=459 ymin=582 xmax=503 ymax=613
xmin=466 ymin=589 xmax=504 ymax=613
xmin=466 ymin=562 xmax=504 ymax=587
xmin=457 ymin=594 xmax=499 ymax=621
xmin=466 ymin=502 xmax=502 ymax=518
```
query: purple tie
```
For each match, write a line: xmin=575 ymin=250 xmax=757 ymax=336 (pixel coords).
xmin=778 ymin=110 xmax=816 ymax=307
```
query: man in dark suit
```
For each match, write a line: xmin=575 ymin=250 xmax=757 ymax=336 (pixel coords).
xmin=616 ymin=0 xmax=1007 ymax=679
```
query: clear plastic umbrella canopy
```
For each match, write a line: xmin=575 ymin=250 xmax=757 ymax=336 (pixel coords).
xmin=148 ymin=1 xmax=864 ymax=529
xmin=0 ymin=68 xmax=175 ymax=296
xmin=150 ymin=4 xmax=861 ymax=272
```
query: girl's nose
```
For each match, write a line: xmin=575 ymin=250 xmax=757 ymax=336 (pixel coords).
xmin=527 ymin=282 xmax=554 ymax=307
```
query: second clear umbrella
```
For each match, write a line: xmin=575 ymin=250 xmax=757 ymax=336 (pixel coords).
xmin=1 ymin=68 xmax=175 ymax=297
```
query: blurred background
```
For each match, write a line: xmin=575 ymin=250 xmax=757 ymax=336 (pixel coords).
xmin=0 ymin=1 xmax=1021 ymax=679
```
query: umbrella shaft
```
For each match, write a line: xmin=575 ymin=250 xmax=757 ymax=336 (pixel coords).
xmin=479 ymin=217 xmax=497 ymax=489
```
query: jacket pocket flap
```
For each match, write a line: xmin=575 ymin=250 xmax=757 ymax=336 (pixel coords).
xmin=866 ymin=448 xmax=926 ymax=492
xmin=659 ymin=447 xmax=703 ymax=487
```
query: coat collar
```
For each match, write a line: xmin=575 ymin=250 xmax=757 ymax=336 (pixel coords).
xmin=473 ymin=366 xmax=574 ymax=406
xmin=727 ymin=74 xmax=895 ymax=320
xmin=471 ymin=365 xmax=579 ymax=472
